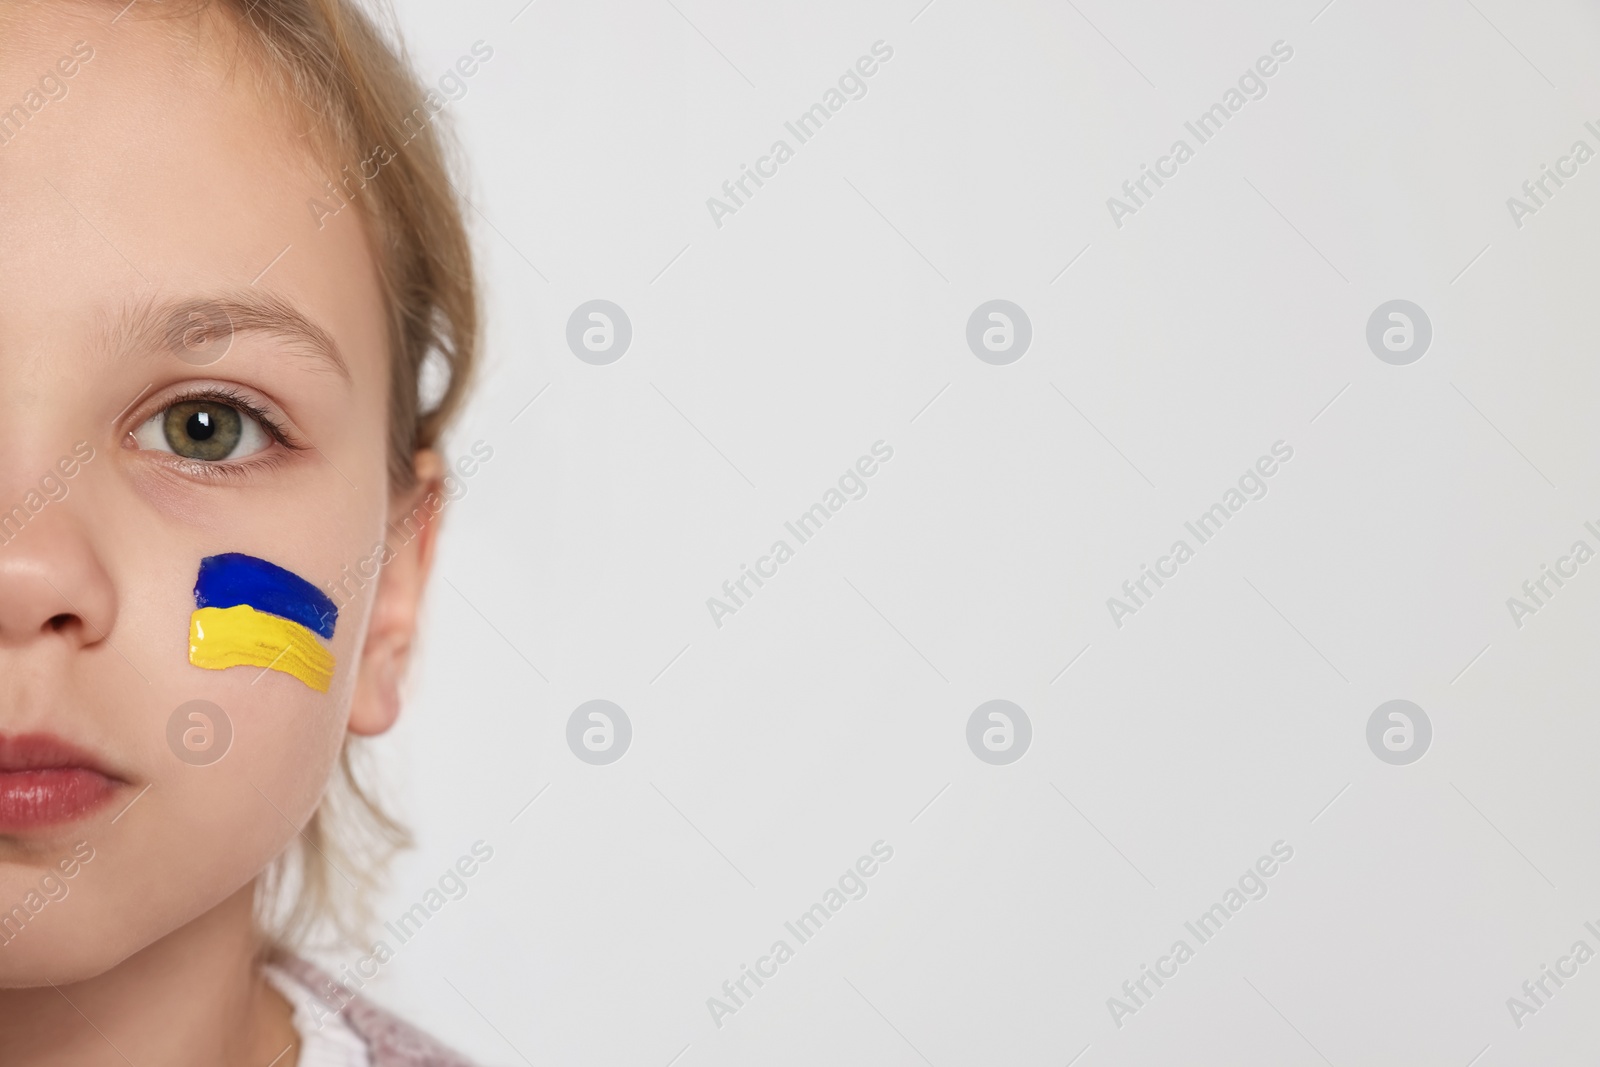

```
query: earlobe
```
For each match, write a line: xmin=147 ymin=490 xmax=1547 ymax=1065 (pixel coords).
xmin=347 ymin=449 xmax=445 ymax=738
xmin=349 ymin=642 xmax=403 ymax=737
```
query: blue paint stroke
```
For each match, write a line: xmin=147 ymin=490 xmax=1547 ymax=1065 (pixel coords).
xmin=194 ymin=553 xmax=338 ymax=639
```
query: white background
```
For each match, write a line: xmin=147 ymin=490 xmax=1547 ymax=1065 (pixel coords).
xmin=330 ymin=1 xmax=1600 ymax=1063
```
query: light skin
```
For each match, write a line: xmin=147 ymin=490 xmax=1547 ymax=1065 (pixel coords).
xmin=0 ymin=5 xmax=442 ymax=1065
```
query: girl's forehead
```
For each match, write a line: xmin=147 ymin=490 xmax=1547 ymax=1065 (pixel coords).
xmin=3 ymin=1 xmax=247 ymax=77
xmin=0 ymin=7 xmax=315 ymax=207
xmin=0 ymin=7 xmax=389 ymax=393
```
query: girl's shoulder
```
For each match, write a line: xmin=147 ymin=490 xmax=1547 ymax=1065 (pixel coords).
xmin=271 ymin=954 xmax=482 ymax=1067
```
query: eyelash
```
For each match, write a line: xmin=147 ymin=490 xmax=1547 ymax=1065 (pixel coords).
xmin=168 ymin=385 xmax=302 ymax=450
xmin=134 ymin=384 xmax=307 ymax=479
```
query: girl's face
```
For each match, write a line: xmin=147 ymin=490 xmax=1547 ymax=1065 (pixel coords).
xmin=0 ymin=8 xmax=426 ymax=981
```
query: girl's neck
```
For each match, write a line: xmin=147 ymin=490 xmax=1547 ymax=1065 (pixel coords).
xmin=0 ymin=883 xmax=298 ymax=1067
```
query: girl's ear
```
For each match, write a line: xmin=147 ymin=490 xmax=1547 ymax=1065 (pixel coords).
xmin=347 ymin=449 xmax=446 ymax=737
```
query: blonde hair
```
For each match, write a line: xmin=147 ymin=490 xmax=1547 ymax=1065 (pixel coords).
xmin=118 ymin=0 xmax=481 ymax=947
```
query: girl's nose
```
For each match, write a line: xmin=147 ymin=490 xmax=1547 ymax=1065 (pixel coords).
xmin=0 ymin=512 xmax=116 ymax=649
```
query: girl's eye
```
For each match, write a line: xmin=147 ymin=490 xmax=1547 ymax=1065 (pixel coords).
xmin=132 ymin=400 xmax=271 ymax=462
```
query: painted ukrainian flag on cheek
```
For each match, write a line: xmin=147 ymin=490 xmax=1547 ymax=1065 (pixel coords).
xmin=188 ymin=553 xmax=339 ymax=693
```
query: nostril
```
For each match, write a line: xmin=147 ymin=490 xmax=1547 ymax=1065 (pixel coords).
xmin=47 ymin=614 xmax=73 ymax=632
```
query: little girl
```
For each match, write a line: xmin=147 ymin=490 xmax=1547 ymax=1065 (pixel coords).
xmin=0 ymin=1 xmax=483 ymax=1063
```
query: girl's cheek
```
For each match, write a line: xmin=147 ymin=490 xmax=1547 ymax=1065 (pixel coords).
xmin=185 ymin=553 xmax=342 ymax=694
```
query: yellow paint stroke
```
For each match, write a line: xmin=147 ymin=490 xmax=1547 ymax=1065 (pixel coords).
xmin=189 ymin=605 xmax=335 ymax=693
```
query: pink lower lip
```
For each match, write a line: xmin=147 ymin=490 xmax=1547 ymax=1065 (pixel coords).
xmin=0 ymin=769 xmax=118 ymax=831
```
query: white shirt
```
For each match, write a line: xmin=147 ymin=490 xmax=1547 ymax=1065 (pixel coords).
xmin=263 ymin=962 xmax=373 ymax=1067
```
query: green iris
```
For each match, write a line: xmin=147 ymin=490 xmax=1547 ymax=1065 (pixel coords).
xmin=162 ymin=401 xmax=243 ymax=461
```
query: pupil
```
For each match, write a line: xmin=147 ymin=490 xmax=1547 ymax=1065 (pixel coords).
xmin=162 ymin=400 xmax=241 ymax=461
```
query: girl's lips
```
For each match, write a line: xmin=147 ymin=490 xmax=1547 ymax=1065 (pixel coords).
xmin=0 ymin=768 xmax=118 ymax=831
xmin=0 ymin=733 xmax=124 ymax=831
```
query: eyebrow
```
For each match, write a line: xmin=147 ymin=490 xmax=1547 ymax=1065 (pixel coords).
xmin=108 ymin=290 xmax=353 ymax=382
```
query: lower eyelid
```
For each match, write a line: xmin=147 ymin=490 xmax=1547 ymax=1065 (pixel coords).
xmin=144 ymin=449 xmax=291 ymax=483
